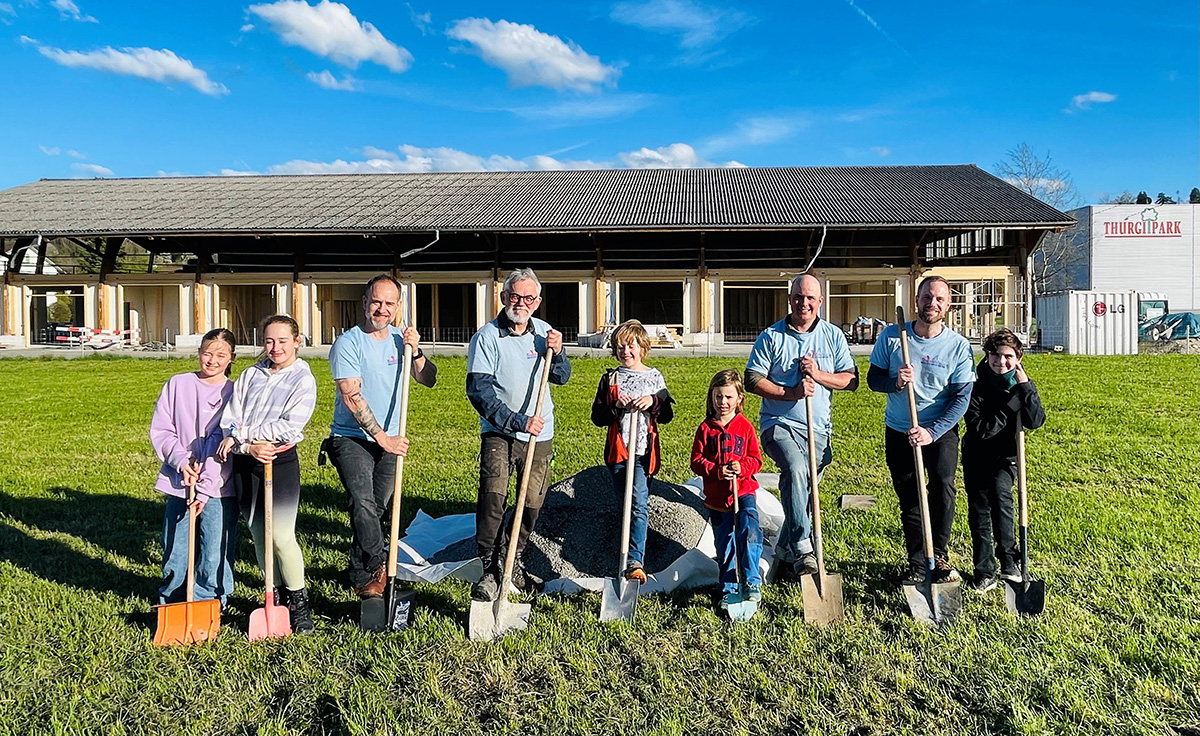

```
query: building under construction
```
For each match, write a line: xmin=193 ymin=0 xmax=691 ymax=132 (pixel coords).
xmin=0 ymin=165 xmax=1072 ymax=348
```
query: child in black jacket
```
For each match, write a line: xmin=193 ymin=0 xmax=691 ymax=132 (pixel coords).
xmin=962 ymin=328 xmax=1046 ymax=593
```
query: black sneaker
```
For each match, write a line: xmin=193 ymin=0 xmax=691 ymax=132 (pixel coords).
xmin=901 ymin=564 xmax=926 ymax=585
xmin=1000 ymin=564 xmax=1023 ymax=583
xmin=286 ymin=587 xmax=315 ymax=634
xmin=969 ymin=572 xmax=999 ymax=593
xmin=932 ymin=557 xmax=962 ymax=584
xmin=793 ymin=553 xmax=819 ymax=577
xmin=471 ymin=570 xmax=500 ymax=602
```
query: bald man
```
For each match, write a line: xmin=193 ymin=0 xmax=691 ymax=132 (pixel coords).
xmin=745 ymin=275 xmax=858 ymax=580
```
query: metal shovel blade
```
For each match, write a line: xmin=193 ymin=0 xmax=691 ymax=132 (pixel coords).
xmin=1005 ymin=578 xmax=1046 ymax=617
xmin=599 ymin=577 xmax=639 ymax=622
xmin=360 ymin=595 xmax=387 ymax=633
xmin=903 ymin=579 xmax=962 ymax=626
xmin=152 ymin=599 xmax=221 ymax=646
xmin=248 ymin=592 xmax=291 ymax=641
xmin=800 ymin=571 xmax=845 ymax=627
xmin=467 ymin=597 xmax=531 ymax=642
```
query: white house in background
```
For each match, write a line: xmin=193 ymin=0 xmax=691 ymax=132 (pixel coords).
xmin=1047 ymin=204 xmax=1198 ymax=311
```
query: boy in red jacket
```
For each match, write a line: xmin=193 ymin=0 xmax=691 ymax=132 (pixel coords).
xmin=691 ymin=369 xmax=764 ymax=607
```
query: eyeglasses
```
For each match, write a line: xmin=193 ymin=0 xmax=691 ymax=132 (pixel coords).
xmin=505 ymin=292 xmax=540 ymax=306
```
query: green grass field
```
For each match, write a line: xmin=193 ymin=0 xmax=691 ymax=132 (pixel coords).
xmin=0 ymin=353 xmax=1196 ymax=735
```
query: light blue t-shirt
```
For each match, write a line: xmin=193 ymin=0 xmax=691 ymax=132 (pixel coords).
xmin=869 ymin=322 xmax=975 ymax=433
xmin=329 ymin=325 xmax=406 ymax=440
xmin=467 ymin=316 xmax=556 ymax=442
xmin=746 ymin=317 xmax=855 ymax=436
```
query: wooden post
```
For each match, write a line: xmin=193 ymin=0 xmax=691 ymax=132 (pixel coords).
xmin=194 ymin=251 xmax=210 ymax=336
xmin=97 ymin=238 xmax=121 ymax=331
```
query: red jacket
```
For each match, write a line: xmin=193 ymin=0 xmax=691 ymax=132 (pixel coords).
xmin=690 ymin=413 xmax=762 ymax=512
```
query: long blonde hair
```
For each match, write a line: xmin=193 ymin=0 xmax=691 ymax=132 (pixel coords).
xmin=706 ymin=369 xmax=745 ymax=419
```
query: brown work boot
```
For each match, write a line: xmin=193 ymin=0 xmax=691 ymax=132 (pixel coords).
xmin=357 ymin=563 xmax=387 ymax=599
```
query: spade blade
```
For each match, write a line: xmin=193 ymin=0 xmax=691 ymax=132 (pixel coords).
xmin=800 ymin=571 xmax=844 ymax=626
xmin=904 ymin=579 xmax=962 ymax=626
xmin=1005 ymin=578 xmax=1046 ymax=617
xmin=599 ymin=577 xmax=639 ymax=623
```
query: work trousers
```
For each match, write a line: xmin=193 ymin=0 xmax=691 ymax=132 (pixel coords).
xmin=761 ymin=423 xmax=831 ymax=561
xmin=963 ymin=454 xmax=1019 ymax=577
xmin=327 ymin=436 xmax=399 ymax=588
xmin=884 ymin=426 xmax=959 ymax=569
xmin=476 ymin=432 xmax=554 ymax=572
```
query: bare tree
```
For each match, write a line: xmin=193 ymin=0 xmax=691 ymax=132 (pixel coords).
xmin=994 ymin=143 xmax=1084 ymax=295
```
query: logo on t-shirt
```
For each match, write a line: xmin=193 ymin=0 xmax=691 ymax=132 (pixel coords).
xmin=387 ymin=353 xmax=399 ymax=366
xmin=526 ymin=348 xmax=538 ymax=359
xmin=921 ymin=355 xmax=949 ymax=369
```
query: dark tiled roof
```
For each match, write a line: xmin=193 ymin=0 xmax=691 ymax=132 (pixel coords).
xmin=0 ymin=165 xmax=1073 ymax=237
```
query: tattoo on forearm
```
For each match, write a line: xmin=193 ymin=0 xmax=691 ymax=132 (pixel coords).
xmin=351 ymin=401 xmax=383 ymax=436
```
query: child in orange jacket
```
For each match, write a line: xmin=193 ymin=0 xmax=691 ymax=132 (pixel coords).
xmin=590 ymin=320 xmax=674 ymax=583
xmin=691 ymin=369 xmax=764 ymax=607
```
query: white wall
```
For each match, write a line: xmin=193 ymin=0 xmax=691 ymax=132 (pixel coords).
xmin=1087 ymin=204 xmax=1198 ymax=311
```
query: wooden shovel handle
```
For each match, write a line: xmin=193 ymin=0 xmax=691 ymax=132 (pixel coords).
xmin=263 ymin=459 xmax=274 ymax=596
xmin=897 ymin=306 xmax=935 ymax=563
xmin=617 ymin=410 xmax=639 ymax=576
xmin=386 ymin=342 xmax=415 ymax=579
xmin=186 ymin=473 xmax=197 ymax=604
xmin=499 ymin=348 xmax=555 ymax=589
xmin=804 ymin=396 xmax=825 ymax=571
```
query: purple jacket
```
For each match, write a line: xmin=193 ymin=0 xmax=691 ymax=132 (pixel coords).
xmin=149 ymin=372 xmax=234 ymax=500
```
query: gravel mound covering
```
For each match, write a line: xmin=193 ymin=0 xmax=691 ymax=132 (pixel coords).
xmin=428 ymin=466 xmax=710 ymax=582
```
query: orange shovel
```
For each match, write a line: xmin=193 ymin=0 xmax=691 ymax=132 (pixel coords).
xmin=249 ymin=458 xmax=291 ymax=640
xmin=153 ymin=469 xmax=221 ymax=646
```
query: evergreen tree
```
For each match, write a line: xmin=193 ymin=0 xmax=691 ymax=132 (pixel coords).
xmin=1190 ymin=187 xmax=1200 ymax=204
xmin=1136 ymin=191 xmax=1152 ymax=204
xmin=1156 ymin=192 xmax=1176 ymax=205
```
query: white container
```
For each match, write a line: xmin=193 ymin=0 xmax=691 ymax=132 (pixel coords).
xmin=1036 ymin=290 xmax=1138 ymax=355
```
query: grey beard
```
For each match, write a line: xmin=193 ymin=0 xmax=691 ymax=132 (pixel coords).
xmin=505 ymin=306 xmax=530 ymax=324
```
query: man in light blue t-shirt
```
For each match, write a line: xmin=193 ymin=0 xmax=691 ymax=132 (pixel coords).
xmin=466 ymin=268 xmax=571 ymax=602
xmin=327 ymin=275 xmax=438 ymax=599
xmin=746 ymin=274 xmax=858 ymax=580
xmin=867 ymin=275 xmax=974 ymax=586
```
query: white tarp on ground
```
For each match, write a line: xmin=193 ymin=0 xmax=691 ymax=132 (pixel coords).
xmin=393 ymin=474 xmax=786 ymax=595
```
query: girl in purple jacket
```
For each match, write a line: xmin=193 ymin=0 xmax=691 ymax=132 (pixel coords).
xmin=149 ymin=328 xmax=238 ymax=608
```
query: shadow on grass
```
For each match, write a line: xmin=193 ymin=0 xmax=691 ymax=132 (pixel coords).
xmin=0 ymin=486 xmax=163 ymax=566
xmin=0 ymin=521 xmax=159 ymax=600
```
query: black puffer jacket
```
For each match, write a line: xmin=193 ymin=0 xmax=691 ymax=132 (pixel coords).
xmin=961 ymin=360 xmax=1045 ymax=462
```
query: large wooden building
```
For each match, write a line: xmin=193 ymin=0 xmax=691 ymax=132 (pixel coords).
xmin=0 ymin=165 xmax=1072 ymax=348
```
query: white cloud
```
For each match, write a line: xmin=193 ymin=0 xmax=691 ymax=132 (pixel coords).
xmin=0 ymin=3 xmax=13 ymax=24
xmin=447 ymin=17 xmax=619 ymax=92
xmin=1067 ymin=90 xmax=1116 ymax=112
xmin=610 ymin=0 xmax=749 ymax=48
xmin=72 ymin=162 xmax=113 ymax=176
xmin=39 ymin=145 xmax=60 ymax=155
xmin=839 ymin=0 xmax=912 ymax=60
xmin=361 ymin=145 xmax=399 ymax=159
xmin=405 ymin=3 xmax=431 ymax=34
xmin=66 ymin=149 xmax=85 ymax=158
xmin=618 ymin=142 xmax=742 ymax=168
xmin=156 ymin=170 xmax=188 ymax=177
xmin=37 ymin=45 xmax=229 ymax=96
xmin=871 ymin=146 xmax=890 ymax=157
xmin=704 ymin=116 xmax=801 ymax=153
xmin=19 ymin=34 xmax=37 ymax=44
xmin=51 ymin=0 xmax=95 ymax=22
xmin=240 ymin=23 xmax=255 ymax=32
xmin=249 ymin=0 xmax=412 ymax=72
xmin=306 ymin=69 xmax=358 ymax=90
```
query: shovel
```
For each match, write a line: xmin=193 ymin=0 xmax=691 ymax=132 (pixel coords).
xmin=153 ymin=468 xmax=221 ymax=646
xmin=799 ymin=396 xmax=844 ymax=626
xmin=725 ymin=473 xmax=758 ymax=623
xmin=468 ymin=348 xmax=554 ymax=641
xmin=1006 ymin=429 xmax=1046 ymax=616
xmin=600 ymin=410 xmax=642 ymax=623
xmin=897 ymin=306 xmax=962 ymax=626
xmin=362 ymin=343 xmax=416 ymax=633
xmin=249 ymin=458 xmax=291 ymax=640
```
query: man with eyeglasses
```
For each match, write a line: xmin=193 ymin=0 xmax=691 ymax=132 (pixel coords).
xmin=466 ymin=267 xmax=571 ymax=601
xmin=745 ymin=274 xmax=858 ymax=581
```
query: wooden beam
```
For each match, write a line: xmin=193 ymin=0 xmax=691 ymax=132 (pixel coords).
xmin=34 ymin=239 xmax=47 ymax=275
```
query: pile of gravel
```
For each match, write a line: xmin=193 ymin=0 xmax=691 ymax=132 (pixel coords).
xmin=428 ymin=466 xmax=710 ymax=582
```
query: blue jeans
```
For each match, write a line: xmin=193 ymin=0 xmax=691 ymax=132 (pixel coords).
xmin=609 ymin=454 xmax=651 ymax=567
xmin=761 ymin=423 xmax=831 ymax=561
xmin=158 ymin=495 xmax=238 ymax=607
xmin=711 ymin=492 xmax=763 ymax=594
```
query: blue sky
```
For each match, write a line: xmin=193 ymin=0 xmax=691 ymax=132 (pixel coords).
xmin=2 ymin=0 xmax=1196 ymax=203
